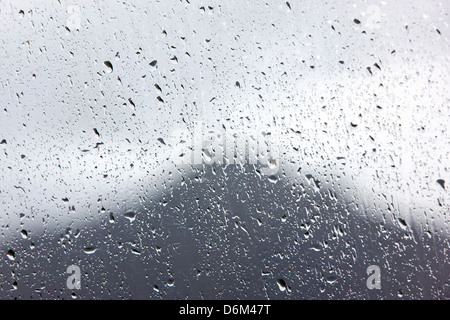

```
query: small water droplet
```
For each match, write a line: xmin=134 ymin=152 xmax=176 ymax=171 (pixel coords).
xmin=6 ymin=249 xmax=15 ymax=261
xmin=83 ymin=247 xmax=97 ymax=255
xmin=124 ymin=211 xmax=136 ymax=222
xmin=277 ymin=279 xmax=287 ymax=291
xmin=20 ymin=230 xmax=28 ymax=239
xmin=104 ymin=61 xmax=113 ymax=73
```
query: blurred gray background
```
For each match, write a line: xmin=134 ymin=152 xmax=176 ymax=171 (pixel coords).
xmin=0 ymin=0 xmax=448 ymax=299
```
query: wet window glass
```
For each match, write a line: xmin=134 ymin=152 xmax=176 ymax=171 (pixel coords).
xmin=0 ymin=0 xmax=448 ymax=300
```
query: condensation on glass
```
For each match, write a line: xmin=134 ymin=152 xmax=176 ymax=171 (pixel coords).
xmin=0 ymin=0 xmax=448 ymax=299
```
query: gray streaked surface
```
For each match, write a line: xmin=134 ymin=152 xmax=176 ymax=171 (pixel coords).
xmin=0 ymin=0 xmax=449 ymax=299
